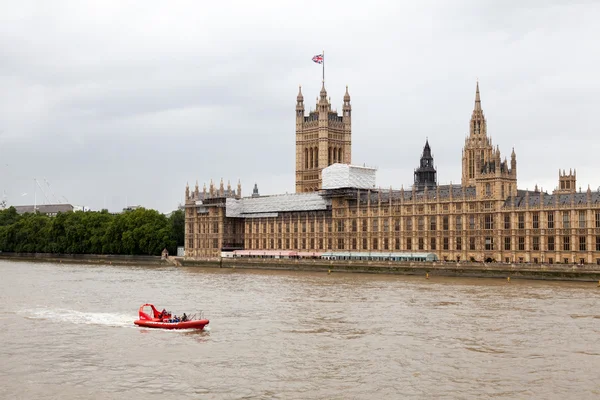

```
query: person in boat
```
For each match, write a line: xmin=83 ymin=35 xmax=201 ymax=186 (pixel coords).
xmin=182 ymin=313 xmax=188 ymax=322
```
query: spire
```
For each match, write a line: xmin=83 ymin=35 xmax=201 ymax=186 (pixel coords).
xmin=252 ymin=183 xmax=260 ymax=198
xmin=297 ymin=85 xmax=303 ymax=102
xmin=474 ymin=81 xmax=481 ymax=111
xmin=344 ymin=85 xmax=350 ymax=102
xmin=319 ymin=81 xmax=328 ymax=104
xmin=423 ymin=139 xmax=431 ymax=158
xmin=237 ymin=179 xmax=242 ymax=198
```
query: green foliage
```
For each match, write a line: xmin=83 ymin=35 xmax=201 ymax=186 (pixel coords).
xmin=0 ymin=207 xmax=182 ymax=256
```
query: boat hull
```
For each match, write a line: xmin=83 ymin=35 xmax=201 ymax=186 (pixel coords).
xmin=134 ymin=319 xmax=209 ymax=330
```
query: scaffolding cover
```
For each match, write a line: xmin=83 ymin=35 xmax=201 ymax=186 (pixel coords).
xmin=322 ymin=164 xmax=377 ymax=190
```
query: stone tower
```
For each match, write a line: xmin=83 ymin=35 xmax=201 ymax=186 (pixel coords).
xmin=554 ymin=169 xmax=577 ymax=194
xmin=295 ymin=83 xmax=352 ymax=193
xmin=461 ymin=82 xmax=517 ymax=198
xmin=414 ymin=139 xmax=437 ymax=191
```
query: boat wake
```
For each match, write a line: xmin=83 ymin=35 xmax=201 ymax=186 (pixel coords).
xmin=21 ymin=308 xmax=134 ymax=328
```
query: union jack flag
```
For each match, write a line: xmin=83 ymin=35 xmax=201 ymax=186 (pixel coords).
xmin=312 ymin=54 xmax=323 ymax=64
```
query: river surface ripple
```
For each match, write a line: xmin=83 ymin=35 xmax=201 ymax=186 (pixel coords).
xmin=1 ymin=260 xmax=599 ymax=399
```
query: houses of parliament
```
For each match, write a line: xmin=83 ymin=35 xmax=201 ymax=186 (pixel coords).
xmin=184 ymin=81 xmax=600 ymax=265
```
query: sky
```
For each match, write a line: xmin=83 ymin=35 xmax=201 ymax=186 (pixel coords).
xmin=1 ymin=0 xmax=599 ymax=213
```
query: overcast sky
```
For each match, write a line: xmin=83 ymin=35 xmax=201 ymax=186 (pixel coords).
xmin=1 ymin=0 xmax=598 ymax=212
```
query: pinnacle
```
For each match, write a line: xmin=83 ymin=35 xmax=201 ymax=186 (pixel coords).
xmin=474 ymin=81 xmax=482 ymax=111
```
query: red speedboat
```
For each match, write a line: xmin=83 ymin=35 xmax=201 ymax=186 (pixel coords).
xmin=133 ymin=304 xmax=209 ymax=330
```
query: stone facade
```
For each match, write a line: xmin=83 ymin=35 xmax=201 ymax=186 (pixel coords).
xmin=184 ymin=83 xmax=600 ymax=265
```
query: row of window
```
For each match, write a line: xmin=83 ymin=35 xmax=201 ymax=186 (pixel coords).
xmin=243 ymin=236 xmax=600 ymax=252
xmin=236 ymin=210 xmax=600 ymax=235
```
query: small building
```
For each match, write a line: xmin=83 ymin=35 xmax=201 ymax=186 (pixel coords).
xmin=13 ymin=204 xmax=74 ymax=217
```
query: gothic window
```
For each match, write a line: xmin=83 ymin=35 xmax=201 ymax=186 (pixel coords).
xmin=532 ymin=213 xmax=539 ymax=229
xmin=352 ymin=238 xmax=357 ymax=250
xmin=418 ymin=216 xmax=424 ymax=231
xmin=469 ymin=237 xmax=476 ymax=250
xmin=314 ymin=147 xmax=318 ymax=168
xmin=362 ymin=238 xmax=368 ymax=250
xmin=562 ymin=212 xmax=570 ymax=229
xmin=456 ymin=216 xmax=462 ymax=230
xmin=596 ymin=211 xmax=600 ymax=228
xmin=504 ymin=214 xmax=511 ymax=229
xmin=456 ymin=237 xmax=462 ymax=251
xmin=430 ymin=238 xmax=436 ymax=250
xmin=518 ymin=213 xmax=525 ymax=229
xmin=533 ymin=236 xmax=539 ymax=251
xmin=484 ymin=214 xmax=494 ymax=230
xmin=406 ymin=218 xmax=413 ymax=231
xmin=443 ymin=216 xmax=449 ymax=230
xmin=485 ymin=183 xmax=491 ymax=196
xmin=548 ymin=237 xmax=555 ymax=251
xmin=518 ymin=237 xmax=525 ymax=251
xmin=469 ymin=215 xmax=475 ymax=230
xmin=429 ymin=217 xmax=436 ymax=231
xmin=547 ymin=212 xmax=554 ymax=229
xmin=579 ymin=236 xmax=586 ymax=251
xmin=373 ymin=218 xmax=378 ymax=232
xmin=443 ymin=237 xmax=449 ymax=250
xmin=563 ymin=236 xmax=570 ymax=251
xmin=372 ymin=238 xmax=378 ymax=250
xmin=305 ymin=148 xmax=309 ymax=169
xmin=504 ymin=237 xmax=511 ymax=251
xmin=596 ymin=236 xmax=600 ymax=251
xmin=418 ymin=238 xmax=424 ymax=250
xmin=579 ymin=211 xmax=586 ymax=228
xmin=485 ymin=237 xmax=493 ymax=250
xmin=406 ymin=238 xmax=412 ymax=251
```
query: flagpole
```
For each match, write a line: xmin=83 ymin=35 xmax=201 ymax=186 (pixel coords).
xmin=322 ymin=50 xmax=325 ymax=83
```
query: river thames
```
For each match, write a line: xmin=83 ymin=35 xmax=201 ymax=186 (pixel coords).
xmin=1 ymin=260 xmax=599 ymax=399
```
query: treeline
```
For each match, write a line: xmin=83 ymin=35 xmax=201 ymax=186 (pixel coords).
xmin=0 ymin=207 xmax=184 ymax=256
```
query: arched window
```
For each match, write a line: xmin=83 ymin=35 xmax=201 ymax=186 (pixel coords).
xmin=339 ymin=148 xmax=343 ymax=162
xmin=305 ymin=148 xmax=309 ymax=169
xmin=486 ymin=183 xmax=491 ymax=196
xmin=309 ymin=148 xmax=313 ymax=169
xmin=328 ymin=147 xmax=332 ymax=165
xmin=333 ymin=148 xmax=337 ymax=163
xmin=314 ymin=147 xmax=318 ymax=168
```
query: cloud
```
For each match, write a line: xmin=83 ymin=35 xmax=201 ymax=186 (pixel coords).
xmin=0 ymin=0 xmax=599 ymax=212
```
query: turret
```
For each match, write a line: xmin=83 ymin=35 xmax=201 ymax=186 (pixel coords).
xmin=252 ymin=183 xmax=260 ymax=198
xmin=237 ymin=179 xmax=242 ymax=198
xmin=342 ymin=85 xmax=351 ymax=121
xmin=296 ymin=86 xmax=304 ymax=122
xmin=219 ymin=178 xmax=224 ymax=196
xmin=185 ymin=182 xmax=190 ymax=200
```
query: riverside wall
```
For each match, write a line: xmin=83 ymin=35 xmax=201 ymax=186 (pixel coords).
xmin=177 ymin=257 xmax=600 ymax=282
xmin=2 ymin=252 xmax=600 ymax=281
xmin=0 ymin=252 xmax=169 ymax=266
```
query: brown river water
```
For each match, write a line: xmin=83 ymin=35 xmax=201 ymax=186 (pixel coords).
xmin=1 ymin=260 xmax=599 ymax=399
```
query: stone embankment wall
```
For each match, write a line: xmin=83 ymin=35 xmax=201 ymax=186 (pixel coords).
xmin=0 ymin=252 xmax=169 ymax=266
xmin=177 ymin=257 xmax=600 ymax=282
